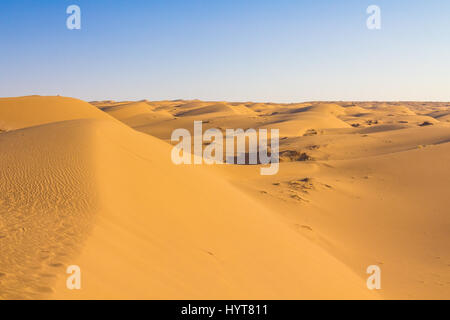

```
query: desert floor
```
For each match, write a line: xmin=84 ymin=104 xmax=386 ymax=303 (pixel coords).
xmin=0 ymin=96 xmax=449 ymax=299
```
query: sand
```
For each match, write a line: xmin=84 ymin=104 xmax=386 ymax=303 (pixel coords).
xmin=0 ymin=96 xmax=449 ymax=299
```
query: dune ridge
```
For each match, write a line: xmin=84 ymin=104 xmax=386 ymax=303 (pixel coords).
xmin=0 ymin=96 xmax=116 ymax=131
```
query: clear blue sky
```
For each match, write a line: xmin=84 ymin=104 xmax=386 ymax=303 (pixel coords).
xmin=0 ymin=0 xmax=449 ymax=102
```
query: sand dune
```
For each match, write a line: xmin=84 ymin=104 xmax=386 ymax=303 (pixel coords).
xmin=99 ymin=101 xmax=174 ymax=128
xmin=93 ymin=99 xmax=449 ymax=299
xmin=51 ymin=119 xmax=376 ymax=299
xmin=1 ymin=96 xmax=449 ymax=299
xmin=0 ymin=96 xmax=114 ymax=131
xmin=174 ymin=103 xmax=236 ymax=117
xmin=216 ymin=142 xmax=450 ymax=299
xmin=0 ymin=96 xmax=378 ymax=299
xmin=263 ymin=111 xmax=351 ymax=137
xmin=0 ymin=120 xmax=99 ymax=299
xmin=100 ymin=101 xmax=155 ymax=117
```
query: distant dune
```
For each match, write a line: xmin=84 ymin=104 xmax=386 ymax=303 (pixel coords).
xmin=1 ymin=96 xmax=449 ymax=299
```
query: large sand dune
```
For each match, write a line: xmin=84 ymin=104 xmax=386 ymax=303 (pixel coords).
xmin=0 ymin=96 xmax=449 ymax=299
xmin=0 ymin=96 xmax=114 ymax=131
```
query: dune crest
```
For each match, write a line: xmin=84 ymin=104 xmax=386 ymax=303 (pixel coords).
xmin=0 ymin=96 xmax=115 ymax=131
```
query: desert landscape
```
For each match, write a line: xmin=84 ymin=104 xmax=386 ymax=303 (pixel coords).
xmin=0 ymin=95 xmax=449 ymax=299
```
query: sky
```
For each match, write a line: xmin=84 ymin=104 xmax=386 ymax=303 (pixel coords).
xmin=0 ymin=0 xmax=449 ymax=102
